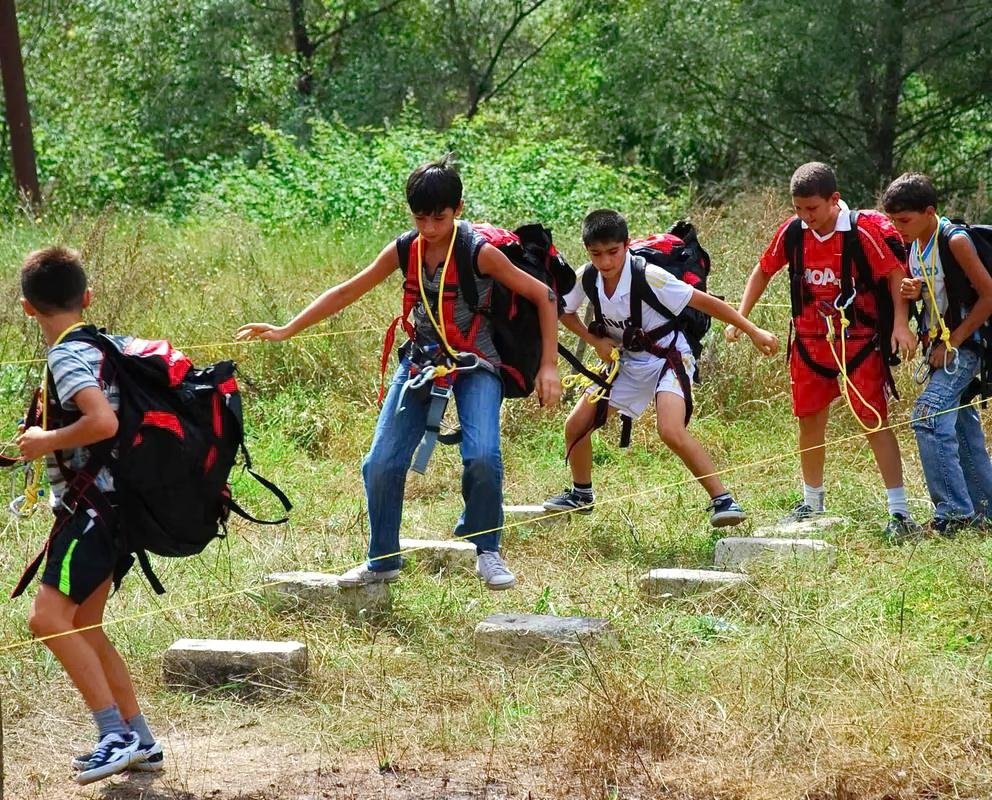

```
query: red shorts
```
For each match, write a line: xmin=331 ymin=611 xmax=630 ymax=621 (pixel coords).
xmin=789 ymin=335 xmax=888 ymax=423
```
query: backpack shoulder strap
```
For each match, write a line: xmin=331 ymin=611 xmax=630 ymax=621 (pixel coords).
xmin=630 ymin=257 xmax=673 ymax=326
xmin=784 ymin=217 xmax=806 ymax=318
xmin=395 ymin=230 xmax=418 ymax=277
xmin=452 ymin=221 xmax=482 ymax=310
xmin=581 ymin=262 xmax=604 ymax=325
xmin=842 ymin=210 xmax=875 ymax=299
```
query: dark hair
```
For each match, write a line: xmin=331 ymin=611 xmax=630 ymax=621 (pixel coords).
xmin=790 ymin=162 xmax=838 ymax=199
xmin=582 ymin=209 xmax=629 ymax=246
xmin=881 ymin=172 xmax=938 ymax=214
xmin=20 ymin=246 xmax=88 ymax=314
xmin=406 ymin=154 xmax=462 ymax=214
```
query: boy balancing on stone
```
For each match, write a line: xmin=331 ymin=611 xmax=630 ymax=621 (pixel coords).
xmin=726 ymin=162 xmax=919 ymax=541
xmin=237 ymin=156 xmax=562 ymax=590
xmin=882 ymin=172 xmax=992 ymax=537
xmin=543 ymin=209 xmax=779 ymax=525
xmin=14 ymin=247 xmax=161 ymax=785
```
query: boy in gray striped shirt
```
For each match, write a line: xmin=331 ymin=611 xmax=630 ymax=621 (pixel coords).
xmin=15 ymin=247 xmax=161 ymax=784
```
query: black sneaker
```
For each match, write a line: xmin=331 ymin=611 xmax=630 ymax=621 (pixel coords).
xmin=75 ymin=731 xmax=140 ymax=785
xmin=924 ymin=517 xmax=968 ymax=539
xmin=779 ymin=502 xmax=824 ymax=524
xmin=543 ymin=488 xmax=594 ymax=515
xmin=883 ymin=513 xmax=923 ymax=544
xmin=708 ymin=496 xmax=747 ymax=527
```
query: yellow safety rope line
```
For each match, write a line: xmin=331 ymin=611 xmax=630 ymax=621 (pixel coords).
xmin=915 ymin=219 xmax=959 ymax=373
xmin=2 ymin=394 xmax=985 ymax=654
xmin=416 ymin=226 xmax=460 ymax=363
xmin=822 ymin=305 xmax=884 ymax=433
xmin=561 ymin=348 xmax=620 ymax=403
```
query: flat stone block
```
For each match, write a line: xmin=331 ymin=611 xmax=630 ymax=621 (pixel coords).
xmin=163 ymin=639 xmax=307 ymax=696
xmin=503 ymin=505 xmax=564 ymax=525
xmin=639 ymin=568 xmax=749 ymax=600
xmin=263 ymin=571 xmax=391 ymax=618
xmin=398 ymin=538 xmax=476 ymax=572
xmin=474 ymin=613 xmax=611 ymax=660
xmin=753 ymin=515 xmax=845 ymax=538
xmin=714 ymin=537 xmax=836 ymax=570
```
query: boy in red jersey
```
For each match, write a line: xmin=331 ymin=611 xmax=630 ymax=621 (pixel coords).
xmin=726 ymin=162 xmax=918 ymax=539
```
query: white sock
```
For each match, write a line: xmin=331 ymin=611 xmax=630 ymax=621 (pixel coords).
xmin=886 ymin=486 xmax=909 ymax=517
xmin=803 ymin=483 xmax=825 ymax=512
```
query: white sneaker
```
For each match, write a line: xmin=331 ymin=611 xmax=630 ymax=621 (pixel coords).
xmin=337 ymin=564 xmax=401 ymax=587
xmin=476 ymin=551 xmax=516 ymax=590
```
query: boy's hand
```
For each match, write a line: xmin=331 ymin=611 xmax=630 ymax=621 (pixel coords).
xmin=892 ymin=323 xmax=917 ymax=361
xmin=900 ymin=277 xmax=923 ymax=301
xmin=749 ymin=327 xmax=779 ymax=356
xmin=535 ymin=364 xmax=562 ymax=408
xmin=592 ymin=337 xmax=616 ymax=363
xmin=235 ymin=323 xmax=291 ymax=342
xmin=16 ymin=426 xmax=52 ymax=461
xmin=724 ymin=324 xmax=742 ymax=343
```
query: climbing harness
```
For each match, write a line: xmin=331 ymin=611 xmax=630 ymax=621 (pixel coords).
xmin=914 ymin=222 xmax=960 ymax=382
xmin=818 ymin=292 xmax=884 ymax=432
xmin=561 ymin=347 xmax=620 ymax=403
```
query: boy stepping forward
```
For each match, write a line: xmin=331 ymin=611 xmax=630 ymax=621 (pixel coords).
xmin=883 ymin=172 xmax=992 ymax=538
xmin=238 ymin=156 xmax=562 ymax=590
xmin=544 ymin=210 xmax=778 ymax=526
xmin=15 ymin=249 xmax=162 ymax=785
xmin=727 ymin=162 xmax=918 ymax=540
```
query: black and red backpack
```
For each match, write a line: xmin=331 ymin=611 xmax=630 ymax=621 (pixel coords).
xmin=12 ymin=325 xmax=291 ymax=597
xmin=392 ymin=221 xmax=575 ymax=398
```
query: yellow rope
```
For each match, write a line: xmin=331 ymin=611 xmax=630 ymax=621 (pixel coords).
xmin=416 ymin=225 xmax=460 ymax=361
xmin=2 ymin=394 xmax=985 ymax=655
xmin=914 ymin=219 xmax=958 ymax=369
xmin=822 ymin=305 xmax=884 ymax=433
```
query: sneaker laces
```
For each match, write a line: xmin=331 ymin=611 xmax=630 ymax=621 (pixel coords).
xmin=90 ymin=733 xmax=127 ymax=762
xmin=478 ymin=552 xmax=511 ymax=577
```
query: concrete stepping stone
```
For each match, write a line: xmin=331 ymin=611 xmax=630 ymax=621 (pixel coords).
xmin=503 ymin=505 xmax=565 ymax=526
xmin=714 ymin=537 xmax=836 ymax=570
xmin=398 ymin=538 xmax=476 ymax=572
xmin=163 ymin=639 xmax=307 ymax=696
xmin=263 ymin=571 xmax=391 ymax=618
xmin=474 ymin=613 xmax=611 ymax=660
xmin=753 ymin=515 xmax=845 ymax=538
xmin=639 ymin=568 xmax=749 ymax=600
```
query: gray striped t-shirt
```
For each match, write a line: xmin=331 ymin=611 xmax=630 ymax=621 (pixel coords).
xmin=45 ymin=337 xmax=128 ymax=506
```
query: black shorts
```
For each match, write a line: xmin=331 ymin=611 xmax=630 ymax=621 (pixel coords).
xmin=40 ymin=505 xmax=134 ymax=605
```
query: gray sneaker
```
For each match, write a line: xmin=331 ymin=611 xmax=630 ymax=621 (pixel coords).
xmin=476 ymin=551 xmax=516 ymax=590
xmin=543 ymin=488 xmax=594 ymax=515
xmin=337 ymin=564 xmax=401 ymax=587
xmin=779 ymin=502 xmax=824 ymax=524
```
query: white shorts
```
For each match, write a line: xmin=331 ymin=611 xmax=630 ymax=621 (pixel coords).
xmin=590 ymin=351 xmax=696 ymax=419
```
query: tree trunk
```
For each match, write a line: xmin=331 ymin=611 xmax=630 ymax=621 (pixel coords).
xmin=288 ymin=0 xmax=316 ymax=97
xmin=0 ymin=0 xmax=40 ymax=209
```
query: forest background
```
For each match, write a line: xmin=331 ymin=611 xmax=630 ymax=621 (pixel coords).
xmin=2 ymin=2 xmax=992 ymax=799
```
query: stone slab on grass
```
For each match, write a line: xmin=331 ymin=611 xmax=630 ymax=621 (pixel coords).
xmin=714 ymin=537 xmax=836 ymax=570
xmin=474 ymin=613 xmax=611 ymax=660
xmin=639 ymin=568 xmax=749 ymax=600
xmin=398 ymin=538 xmax=476 ymax=572
xmin=163 ymin=639 xmax=307 ymax=696
xmin=263 ymin=571 xmax=391 ymax=618
xmin=753 ymin=515 xmax=846 ymax=539
xmin=503 ymin=505 xmax=566 ymax=526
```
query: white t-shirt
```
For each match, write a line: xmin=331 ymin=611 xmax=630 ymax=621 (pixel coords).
xmin=909 ymin=217 xmax=974 ymax=336
xmin=561 ymin=252 xmax=695 ymax=363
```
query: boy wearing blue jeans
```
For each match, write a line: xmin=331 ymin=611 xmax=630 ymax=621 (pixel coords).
xmin=883 ymin=172 xmax=992 ymax=537
xmin=238 ymin=157 xmax=562 ymax=588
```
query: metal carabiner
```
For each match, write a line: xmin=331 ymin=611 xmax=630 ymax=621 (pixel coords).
xmin=914 ymin=352 xmax=932 ymax=385
xmin=943 ymin=344 xmax=961 ymax=375
xmin=397 ymin=366 xmax=436 ymax=414
xmin=834 ymin=289 xmax=856 ymax=311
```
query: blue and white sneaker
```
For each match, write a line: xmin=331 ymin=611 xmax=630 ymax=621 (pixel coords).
xmin=708 ymin=496 xmax=747 ymax=528
xmin=75 ymin=731 xmax=140 ymax=785
xmin=128 ymin=740 xmax=164 ymax=772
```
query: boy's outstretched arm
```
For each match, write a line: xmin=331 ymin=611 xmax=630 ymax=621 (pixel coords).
xmin=724 ymin=266 xmax=772 ymax=343
xmin=17 ymin=387 xmax=118 ymax=461
xmin=236 ymin=242 xmax=399 ymax=342
xmin=887 ymin=268 xmax=917 ymax=360
xmin=689 ymin=288 xmax=779 ymax=356
xmin=477 ymin=244 xmax=562 ymax=407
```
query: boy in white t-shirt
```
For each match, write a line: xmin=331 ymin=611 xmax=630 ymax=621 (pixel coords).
xmin=544 ymin=209 xmax=779 ymax=526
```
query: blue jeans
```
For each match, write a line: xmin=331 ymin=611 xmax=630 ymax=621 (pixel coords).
xmin=912 ymin=346 xmax=992 ymax=521
xmin=361 ymin=361 xmax=504 ymax=571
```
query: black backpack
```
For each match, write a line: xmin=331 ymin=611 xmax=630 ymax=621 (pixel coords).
xmin=627 ymin=220 xmax=713 ymax=358
xmin=396 ymin=222 xmax=575 ymax=399
xmin=936 ymin=220 xmax=992 ymax=400
xmin=13 ymin=326 xmax=291 ymax=597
